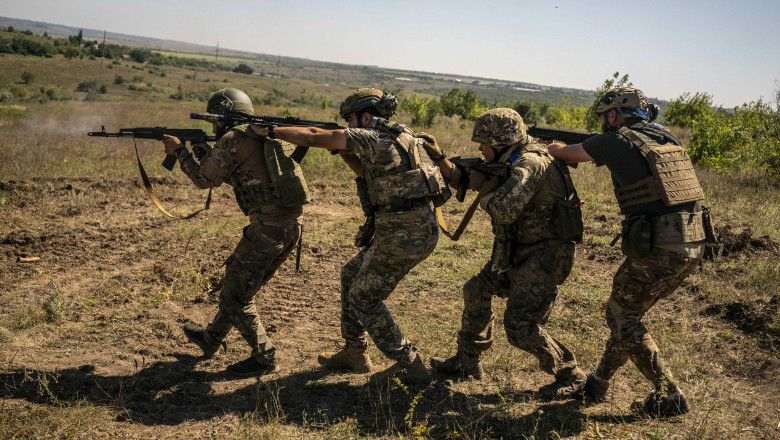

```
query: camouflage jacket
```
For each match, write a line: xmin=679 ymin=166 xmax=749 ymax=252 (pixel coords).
xmin=177 ymin=131 xmax=303 ymax=225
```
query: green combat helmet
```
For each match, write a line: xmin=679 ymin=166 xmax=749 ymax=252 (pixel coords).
xmin=207 ymin=88 xmax=255 ymax=116
xmin=471 ymin=108 xmax=527 ymax=147
xmin=206 ymin=88 xmax=255 ymax=138
xmin=595 ymin=87 xmax=658 ymax=122
xmin=339 ymin=88 xmax=398 ymax=120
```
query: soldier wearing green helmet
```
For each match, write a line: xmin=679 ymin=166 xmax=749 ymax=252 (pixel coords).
xmin=548 ymin=87 xmax=713 ymax=417
xmin=420 ymin=108 xmax=586 ymax=399
xmin=161 ymin=88 xmax=311 ymax=377
xmin=250 ymin=87 xmax=448 ymax=381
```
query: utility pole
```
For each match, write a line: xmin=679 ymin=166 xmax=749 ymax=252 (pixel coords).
xmin=100 ymin=30 xmax=106 ymax=69
xmin=215 ymin=42 xmax=219 ymax=65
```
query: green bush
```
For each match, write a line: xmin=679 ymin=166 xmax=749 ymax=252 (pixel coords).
xmin=665 ymin=92 xmax=714 ymax=128
xmin=689 ymin=100 xmax=780 ymax=174
xmin=21 ymin=70 xmax=35 ymax=84
xmin=400 ymin=93 xmax=440 ymax=127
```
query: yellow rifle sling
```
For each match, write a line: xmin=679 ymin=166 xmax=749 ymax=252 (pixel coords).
xmin=134 ymin=140 xmax=212 ymax=219
xmin=437 ymin=176 xmax=499 ymax=241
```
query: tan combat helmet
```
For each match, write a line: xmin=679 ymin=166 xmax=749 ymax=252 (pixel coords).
xmin=207 ymin=88 xmax=255 ymax=117
xmin=339 ymin=88 xmax=397 ymax=120
xmin=471 ymin=108 xmax=527 ymax=147
xmin=595 ymin=87 xmax=658 ymax=121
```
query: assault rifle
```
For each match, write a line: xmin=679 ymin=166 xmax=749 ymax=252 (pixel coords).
xmin=450 ymin=157 xmax=510 ymax=202
xmin=191 ymin=112 xmax=344 ymax=161
xmin=527 ymin=124 xmax=598 ymax=145
xmin=87 ymin=126 xmax=216 ymax=171
xmin=190 ymin=112 xmax=343 ymax=129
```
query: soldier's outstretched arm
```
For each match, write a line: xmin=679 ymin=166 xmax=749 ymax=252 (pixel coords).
xmin=250 ymin=124 xmax=347 ymax=151
xmin=547 ymin=142 xmax=594 ymax=163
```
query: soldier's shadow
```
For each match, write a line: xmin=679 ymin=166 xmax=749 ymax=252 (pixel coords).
xmin=0 ymin=357 xmax=592 ymax=437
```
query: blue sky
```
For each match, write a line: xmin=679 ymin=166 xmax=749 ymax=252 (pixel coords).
xmin=3 ymin=0 xmax=779 ymax=108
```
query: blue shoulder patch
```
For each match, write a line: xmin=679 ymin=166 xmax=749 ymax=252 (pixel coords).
xmin=508 ymin=152 xmax=519 ymax=163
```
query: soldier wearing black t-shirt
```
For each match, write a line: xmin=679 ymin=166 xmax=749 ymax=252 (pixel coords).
xmin=548 ymin=88 xmax=712 ymax=418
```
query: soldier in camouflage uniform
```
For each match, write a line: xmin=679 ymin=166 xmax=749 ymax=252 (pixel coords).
xmin=548 ymin=88 xmax=712 ymax=417
xmin=250 ymin=88 xmax=448 ymax=380
xmin=419 ymin=108 xmax=587 ymax=398
xmin=161 ymin=88 xmax=310 ymax=377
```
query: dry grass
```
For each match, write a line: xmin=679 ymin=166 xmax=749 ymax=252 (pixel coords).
xmin=1 ymin=57 xmax=780 ymax=439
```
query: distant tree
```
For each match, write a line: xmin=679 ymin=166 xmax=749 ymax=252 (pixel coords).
xmin=401 ymin=93 xmax=440 ymax=127
xmin=439 ymin=87 xmax=487 ymax=120
xmin=128 ymin=48 xmax=150 ymax=63
xmin=21 ymin=71 xmax=35 ymax=84
xmin=665 ymin=92 xmax=714 ymax=128
xmin=512 ymin=100 xmax=550 ymax=125
xmin=77 ymin=29 xmax=83 ymax=46
xmin=7 ymin=26 xmax=14 ymax=33
xmin=233 ymin=63 xmax=253 ymax=74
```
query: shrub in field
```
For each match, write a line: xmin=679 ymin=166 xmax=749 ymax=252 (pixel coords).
xmin=76 ymin=79 xmax=102 ymax=92
xmin=233 ymin=63 xmax=254 ymax=74
xmin=440 ymin=87 xmax=487 ymax=120
xmin=21 ymin=70 xmax=35 ymax=84
xmin=665 ymin=92 xmax=714 ymax=128
xmin=400 ymin=93 xmax=440 ymax=127
xmin=689 ymin=99 xmax=780 ymax=175
xmin=545 ymin=97 xmax=590 ymax=130
xmin=0 ymin=89 xmax=13 ymax=102
xmin=114 ymin=75 xmax=125 ymax=85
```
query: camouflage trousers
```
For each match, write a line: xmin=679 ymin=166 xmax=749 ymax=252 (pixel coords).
xmin=340 ymin=208 xmax=438 ymax=364
xmin=595 ymin=244 xmax=704 ymax=393
xmin=456 ymin=242 xmax=580 ymax=378
xmin=205 ymin=222 xmax=300 ymax=361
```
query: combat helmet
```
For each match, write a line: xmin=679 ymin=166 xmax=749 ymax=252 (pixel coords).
xmin=594 ymin=87 xmax=658 ymax=122
xmin=471 ymin=108 xmax=527 ymax=147
xmin=339 ymin=88 xmax=398 ymax=120
xmin=207 ymin=88 xmax=255 ymax=117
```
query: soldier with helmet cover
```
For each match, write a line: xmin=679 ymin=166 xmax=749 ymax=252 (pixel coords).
xmin=548 ymin=87 xmax=713 ymax=417
xmin=161 ymin=88 xmax=311 ymax=377
xmin=420 ymin=108 xmax=587 ymax=398
xmin=250 ymin=88 xmax=448 ymax=381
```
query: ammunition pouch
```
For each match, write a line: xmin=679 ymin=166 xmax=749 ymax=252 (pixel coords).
xmin=368 ymin=163 xmax=448 ymax=210
xmin=621 ymin=210 xmax=707 ymax=258
xmin=621 ymin=215 xmax=654 ymax=259
xmin=354 ymin=215 xmax=375 ymax=247
xmin=554 ymin=196 xmax=584 ymax=243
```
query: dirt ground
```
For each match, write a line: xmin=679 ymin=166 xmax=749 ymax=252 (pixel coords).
xmin=1 ymin=176 xmax=779 ymax=439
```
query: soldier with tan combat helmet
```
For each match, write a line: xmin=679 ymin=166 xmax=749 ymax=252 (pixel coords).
xmin=548 ymin=87 xmax=714 ymax=417
xmin=162 ymin=88 xmax=311 ymax=377
xmin=420 ymin=108 xmax=588 ymax=399
xmin=250 ymin=88 xmax=448 ymax=381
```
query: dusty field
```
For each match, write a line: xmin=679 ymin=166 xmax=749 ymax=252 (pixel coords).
xmin=1 ymin=164 xmax=779 ymax=439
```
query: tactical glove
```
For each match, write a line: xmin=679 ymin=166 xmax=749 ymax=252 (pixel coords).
xmin=415 ymin=132 xmax=444 ymax=162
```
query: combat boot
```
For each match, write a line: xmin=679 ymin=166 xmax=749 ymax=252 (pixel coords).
xmin=572 ymin=372 xmax=610 ymax=403
xmin=537 ymin=367 xmax=587 ymax=400
xmin=430 ymin=355 xmax=484 ymax=380
xmin=227 ymin=354 xmax=279 ymax=378
xmin=183 ymin=323 xmax=225 ymax=358
xmin=399 ymin=353 xmax=431 ymax=382
xmin=631 ymin=389 xmax=691 ymax=418
xmin=317 ymin=346 xmax=373 ymax=373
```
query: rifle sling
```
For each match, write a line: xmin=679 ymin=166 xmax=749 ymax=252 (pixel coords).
xmin=437 ymin=176 xmax=500 ymax=241
xmin=134 ymin=140 xmax=212 ymax=219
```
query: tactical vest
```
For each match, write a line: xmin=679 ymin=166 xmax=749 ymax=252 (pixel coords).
xmin=613 ymin=123 xmax=707 ymax=256
xmin=229 ymin=125 xmax=311 ymax=215
xmin=363 ymin=118 xmax=450 ymax=210
xmin=613 ymin=122 xmax=704 ymax=211
xmin=491 ymin=142 xmax=583 ymax=267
